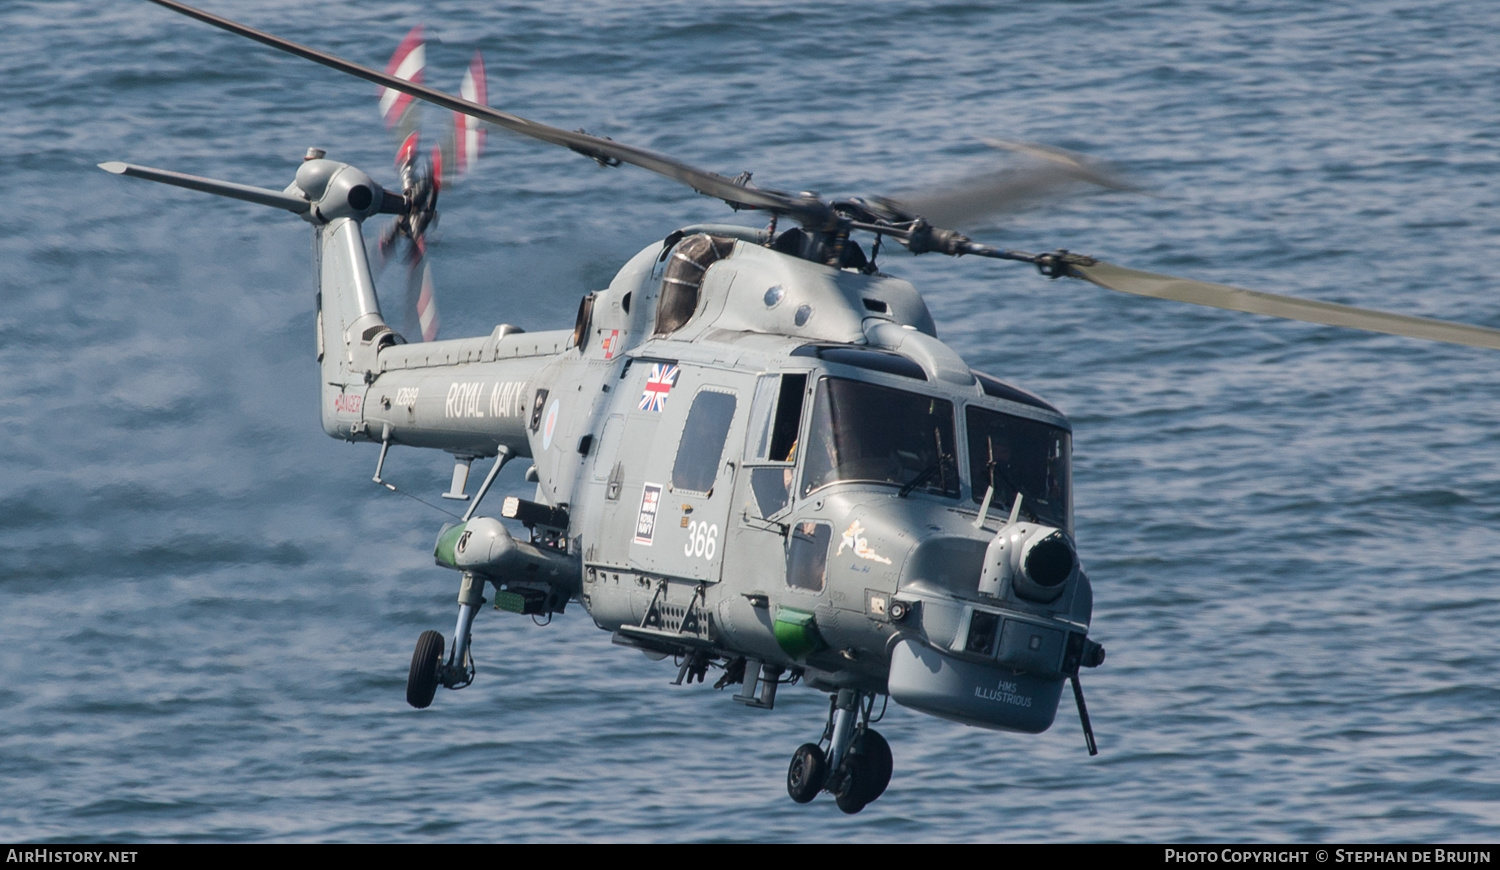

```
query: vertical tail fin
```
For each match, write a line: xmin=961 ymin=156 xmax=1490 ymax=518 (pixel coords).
xmin=301 ymin=159 xmax=396 ymax=440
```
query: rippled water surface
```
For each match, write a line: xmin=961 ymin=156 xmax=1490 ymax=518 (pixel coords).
xmin=3 ymin=0 xmax=1499 ymax=843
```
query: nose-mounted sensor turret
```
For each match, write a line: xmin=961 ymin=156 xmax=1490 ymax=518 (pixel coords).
xmin=977 ymin=497 xmax=1078 ymax=603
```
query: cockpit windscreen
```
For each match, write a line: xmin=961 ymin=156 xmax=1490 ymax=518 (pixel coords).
xmin=966 ymin=406 xmax=1071 ymax=529
xmin=801 ymin=377 xmax=959 ymax=498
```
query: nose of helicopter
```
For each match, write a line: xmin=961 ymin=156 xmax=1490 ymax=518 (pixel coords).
xmin=884 ymin=513 xmax=1097 ymax=734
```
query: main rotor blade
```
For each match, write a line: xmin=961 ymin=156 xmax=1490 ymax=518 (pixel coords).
xmin=1069 ymin=259 xmax=1500 ymax=351
xmin=982 ymin=139 xmax=1143 ymax=194
xmin=145 ymin=1 xmax=823 ymax=221
xmin=885 ymin=140 xmax=1141 ymax=229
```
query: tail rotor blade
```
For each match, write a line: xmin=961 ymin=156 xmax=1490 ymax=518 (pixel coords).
xmin=453 ymin=51 xmax=487 ymax=179
xmin=380 ymin=25 xmax=425 ymax=137
xmin=401 ymin=241 xmax=439 ymax=343
xmin=430 ymin=143 xmax=446 ymax=192
xmin=1067 ymin=259 xmax=1500 ymax=351
xmin=395 ymin=130 xmax=421 ymax=169
xmin=415 ymin=256 xmax=440 ymax=342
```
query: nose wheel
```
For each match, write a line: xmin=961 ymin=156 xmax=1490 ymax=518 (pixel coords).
xmin=785 ymin=689 xmax=893 ymax=813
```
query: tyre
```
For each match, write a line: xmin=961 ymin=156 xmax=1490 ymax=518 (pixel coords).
xmin=858 ymin=728 xmax=893 ymax=803
xmin=832 ymin=753 xmax=871 ymax=814
xmin=406 ymin=629 xmax=444 ymax=709
xmin=786 ymin=743 xmax=826 ymax=804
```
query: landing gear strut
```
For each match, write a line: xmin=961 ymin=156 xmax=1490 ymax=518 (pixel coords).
xmin=785 ymin=689 xmax=893 ymax=813
xmin=443 ymin=572 xmax=484 ymax=690
xmin=406 ymin=572 xmax=483 ymax=709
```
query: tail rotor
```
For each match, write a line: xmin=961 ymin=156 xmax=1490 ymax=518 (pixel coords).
xmin=378 ymin=131 xmax=441 ymax=341
xmin=374 ymin=29 xmax=488 ymax=343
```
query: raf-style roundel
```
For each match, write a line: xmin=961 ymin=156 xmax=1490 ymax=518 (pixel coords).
xmin=639 ymin=363 xmax=679 ymax=412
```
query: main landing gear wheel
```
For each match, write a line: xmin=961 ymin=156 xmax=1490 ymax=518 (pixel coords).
xmin=833 ymin=753 xmax=873 ymax=814
xmin=406 ymin=629 xmax=444 ymax=709
xmin=856 ymin=728 xmax=893 ymax=803
xmin=832 ymin=730 xmax=893 ymax=813
xmin=787 ymin=743 xmax=827 ymax=804
xmin=788 ymin=690 xmax=894 ymax=812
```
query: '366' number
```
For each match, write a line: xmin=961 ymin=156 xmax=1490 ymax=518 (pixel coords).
xmin=684 ymin=520 xmax=718 ymax=560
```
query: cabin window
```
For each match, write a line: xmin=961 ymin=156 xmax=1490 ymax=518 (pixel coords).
xmin=786 ymin=521 xmax=831 ymax=592
xmin=655 ymin=234 xmax=734 ymax=336
xmin=671 ymin=389 xmax=737 ymax=494
xmin=800 ymin=377 xmax=958 ymax=498
xmin=966 ymin=405 xmax=1071 ymax=530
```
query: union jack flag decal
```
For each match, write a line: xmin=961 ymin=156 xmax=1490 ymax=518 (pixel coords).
xmin=639 ymin=363 xmax=679 ymax=412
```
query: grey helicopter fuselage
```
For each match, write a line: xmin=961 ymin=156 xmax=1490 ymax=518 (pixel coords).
xmin=109 ymin=0 xmax=1500 ymax=813
xmin=305 ymin=156 xmax=1095 ymax=735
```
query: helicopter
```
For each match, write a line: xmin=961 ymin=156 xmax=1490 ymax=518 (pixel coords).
xmin=100 ymin=0 xmax=1500 ymax=816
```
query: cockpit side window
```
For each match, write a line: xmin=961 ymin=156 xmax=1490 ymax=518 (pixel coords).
xmin=768 ymin=374 xmax=805 ymax=461
xmin=747 ymin=373 xmax=806 ymax=462
xmin=965 ymin=405 xmax=1071 ymax=530
xmin=800 ymin=377 xmax=958 ymax=499
xmin=744 ymin=373 xmax=808 ymax=518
